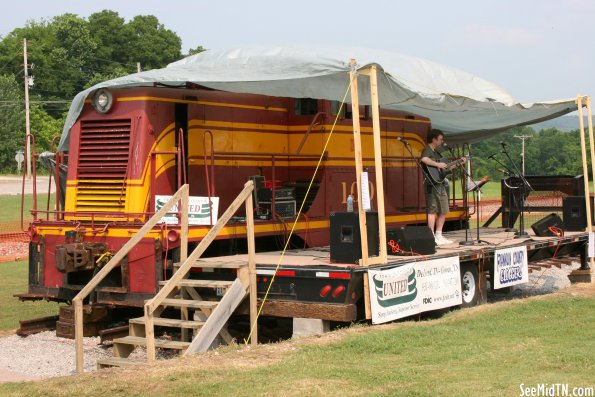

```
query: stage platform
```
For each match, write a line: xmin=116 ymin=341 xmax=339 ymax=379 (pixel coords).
xmin=192 ymin=228 xmax=589 ymax=272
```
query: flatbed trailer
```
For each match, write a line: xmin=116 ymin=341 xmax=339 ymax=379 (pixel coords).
xmin=181 ymin=227 xmax=589 ymax=324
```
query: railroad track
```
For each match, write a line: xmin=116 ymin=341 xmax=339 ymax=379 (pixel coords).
xmin=16 ymin=315 xmax=59 ymax=336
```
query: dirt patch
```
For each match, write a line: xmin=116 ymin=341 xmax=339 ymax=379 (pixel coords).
xmin=561 ymin=279 xmax=595 ymax=297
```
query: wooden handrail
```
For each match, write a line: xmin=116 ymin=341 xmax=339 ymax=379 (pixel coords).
xmin=73 ymin=184 xmax=189 ymax=374
xmin=144 ymin=180 xmax=255 ymax=361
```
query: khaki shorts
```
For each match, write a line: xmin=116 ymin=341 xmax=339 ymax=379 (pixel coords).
xmin=426 ymin=184 xmax=449 ymax=215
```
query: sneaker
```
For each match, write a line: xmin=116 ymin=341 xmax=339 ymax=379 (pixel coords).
xmin=435 ymin=236 xmax=453 ymax=246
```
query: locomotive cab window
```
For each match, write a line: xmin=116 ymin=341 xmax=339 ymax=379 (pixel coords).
xmin=330 ymin=100 xmax=345 ymax=118
xmin=294 ymin=98 xmax=318 ymax=115
xmin=344 ymin=104 xmax=370 ymax=120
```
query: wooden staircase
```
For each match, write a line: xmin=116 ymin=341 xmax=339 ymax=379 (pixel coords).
xmin=72 ymin=181 xmax=258 ymax=373
xmin=97 ymin=260 xmax=249 ymax=369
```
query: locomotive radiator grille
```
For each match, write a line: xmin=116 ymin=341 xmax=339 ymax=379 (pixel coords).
xmin=76 ymin=119 xmax=132 ymax=212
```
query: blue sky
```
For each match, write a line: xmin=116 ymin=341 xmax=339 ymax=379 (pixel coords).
xmin=1 ymin=0 xmax=593 ymax=104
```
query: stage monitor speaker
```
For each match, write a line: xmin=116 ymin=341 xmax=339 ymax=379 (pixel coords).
xmin=386 ymin=226 xmax=436 ymax=255
xmin=330 ymin=212 xmax=379 ymax=264
xmin=531 ymin=213 xmax=564 ymax=237
xmin=562 ymin=196 xmax=594 ymax=231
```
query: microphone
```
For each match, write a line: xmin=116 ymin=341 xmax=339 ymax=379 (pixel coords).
xmin=396 ymin=136 xmax=409 ymax=144
xmin=442 ymin=142 xmax=453 ymax=150
xmin=487 ymin=153 xmax=497 ymax=160
xmin=500 ymin=141 xmax=507 ymax=149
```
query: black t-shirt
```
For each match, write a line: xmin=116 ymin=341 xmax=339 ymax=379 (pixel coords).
xmin=421 ymin=145 xmax=447 ymax=190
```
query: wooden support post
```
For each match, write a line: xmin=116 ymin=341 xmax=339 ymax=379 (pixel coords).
xmin=349 ymin=59 xmax=372 ymax=320
xmin=349 ymin=59 xmax=369 ymax=267
xmin=145 ymin=305 xmax=156 ymax=361
xmin=245 ymin=189 xmax=258 ymax=346
xmin=180 ymin=185 xmax=189 ymax=263
xmin=577 ymin=96 xmax=593 ymax=240
xmin=74 ymin=298 xmax=84 ymax=374
xmin=585 ymin=96 xmax=595 ymax=269
xmin=368 ymin=65 xmax=388 ymax=264
xmin=180 ymin=188 xmax=189 ymax=341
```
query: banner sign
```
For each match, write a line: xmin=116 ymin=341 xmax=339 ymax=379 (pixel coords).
xmin=155 ymin=195 xmax=219 ymax=226
xmin=368 ymin=256 xmax=462 ymax=324
xmin=493 ymin=246 xmax=528 ymax=289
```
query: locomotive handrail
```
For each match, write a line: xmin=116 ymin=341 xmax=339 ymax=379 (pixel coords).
xmin=143 ymin=180 xmax=257 ymax=361
xmin=210 ymin=150 xmax=324 ymax=158
xmin=73 ymin=184 xmax=189 ymax=374
xmin=202 ymin=129 xmax=215 ymax=225
xmin=296 ymin=111 xmax=326 ymax=154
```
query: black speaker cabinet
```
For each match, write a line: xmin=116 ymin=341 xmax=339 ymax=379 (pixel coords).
xmin=563 ymin=196 xmax=595 ymax=231
xmin=330 ymin=212 xmax=379 ymax=264
xmin=531 ymin=213 xmax=564 ymax=236
xmin=386 ymin=226 xmax=436 ymax=255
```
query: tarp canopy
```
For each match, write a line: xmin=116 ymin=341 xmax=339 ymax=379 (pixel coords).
xmin=58 ymin=45 xmax=579 ymax=151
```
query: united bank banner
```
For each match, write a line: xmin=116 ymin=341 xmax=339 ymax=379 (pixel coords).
xmin=368 ymin=256 xmax=462 ymax=324
xmin=493 ymin=246 xmax=528 ymax=289
xmin=155 ymin=195 xmax=219 ymax=226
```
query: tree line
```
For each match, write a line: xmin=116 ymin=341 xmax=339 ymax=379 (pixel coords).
xmin=469 ymin=126 xmax=585 ymax=181
xmin=0 ymin=10 xmax=204 ymax=172
xmin=0 ymin=12 xmax=587 ymax=179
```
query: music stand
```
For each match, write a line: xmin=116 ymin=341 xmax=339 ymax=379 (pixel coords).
xmin=500 ymin=146 xmax=533 ymax=238
xmin=467 ymin=178 xmax=490 ymax=244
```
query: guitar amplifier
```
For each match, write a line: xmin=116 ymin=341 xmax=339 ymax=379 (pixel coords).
xmin=260 ymin=200 xmax=296 ymax=219
xmin=257 ymin=187 xmax=295 ymax=202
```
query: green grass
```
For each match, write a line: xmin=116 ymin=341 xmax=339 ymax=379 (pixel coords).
xmin=1 ymin=290 xmax=592 ymax=396
xmin=477 ymin=181 xmax=500 ymax=200
xmin=0 ymin=260 xmax=59 ymax=334
xmin=451 ymin=180 xmax=500 ymax=201
xmin=0 ymin=193 xmax=56 ymax=224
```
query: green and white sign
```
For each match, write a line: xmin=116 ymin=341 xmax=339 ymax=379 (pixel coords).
xmin=368 ymin=256 xmax=462 ymax=324
xmin=155 ymin=195 xmax=219 ymax=226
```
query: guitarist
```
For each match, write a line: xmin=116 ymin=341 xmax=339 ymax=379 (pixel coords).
xmin=420 ymin=129 xmax=466 ymax=246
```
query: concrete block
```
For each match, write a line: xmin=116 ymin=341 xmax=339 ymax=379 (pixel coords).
xmin=292 ymin=317 xmax=330 ymax=338
xmin=568 ymin=269 xmax=593 ymax=284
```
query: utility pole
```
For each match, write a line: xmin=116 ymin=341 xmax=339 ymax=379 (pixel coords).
xmin=514 ymin=135 xmax=531 ymax=176
xmin=137 ymin=62 xmax=141 ymax=73
xmin=23 ymin=38 xmax=31 ymax=178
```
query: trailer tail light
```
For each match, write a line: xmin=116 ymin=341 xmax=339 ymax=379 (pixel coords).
xmin=320 ymin=285 xmax=332 ymax=297
xmin=332 ymin=285 xmax=345 ymax=298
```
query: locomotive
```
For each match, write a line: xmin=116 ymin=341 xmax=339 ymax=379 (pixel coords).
xmin=23 ymin=84 xmax=467 ymax=307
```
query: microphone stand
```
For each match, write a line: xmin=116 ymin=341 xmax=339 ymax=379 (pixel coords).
xmin=500 ymin=145 xmax=534 ymax=238
xmin=443 ymin=146 xmax=474 ymax=246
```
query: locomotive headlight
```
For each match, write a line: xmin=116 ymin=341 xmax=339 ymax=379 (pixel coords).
xmin=92 ymin=89 xmax=113 ymax=113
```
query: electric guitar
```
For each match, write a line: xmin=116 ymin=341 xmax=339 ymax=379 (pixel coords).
xmin=425 ymin=156 xmax=470 ymax=184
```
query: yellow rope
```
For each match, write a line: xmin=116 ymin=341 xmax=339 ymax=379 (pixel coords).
xmin=244 ymin=78 xmax=353 ymax=345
